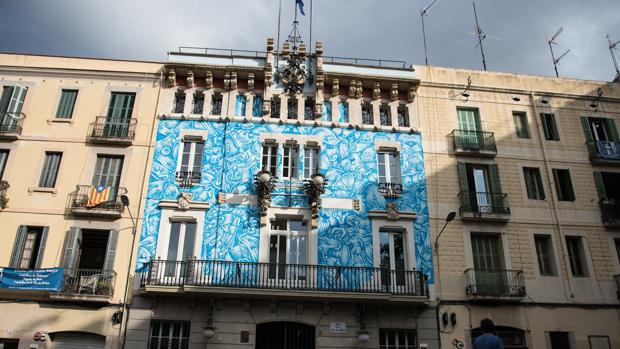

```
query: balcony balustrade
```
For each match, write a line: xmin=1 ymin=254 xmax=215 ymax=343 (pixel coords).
xmin=378 ymin=182 xmax=403 ymax=198
xmin=55 ymin=268 xmax=116 ymax=299
xmin=450 ymin=129 xmax=497 ymax=157
xmin=141 ymin=260 xmax=429 ymax=299
xmin=464 ymin=268 xmax=525 ymax=299
xmin=586 ymin=140 xmax=620 ymax=165
xmin=88 ymin=116 xmax=137 ymax=145
xmin=0 ymin=112 xmax=25 ymax=140
xmin=176 ymin=171 xmax=201 ymax=188
xmin=600 ymin=199 xmax=620 ymax=227
xmin=459 ymin=191 xmax=510 ymax=222
xmin=67 ymin=185 xmax=126 ymax=218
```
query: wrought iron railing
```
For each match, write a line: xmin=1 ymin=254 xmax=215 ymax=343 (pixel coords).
xmin=141 ymin=260 xmax=429 ymax=297
xmin=0 ymin=180 xmax=8 ymax=209
xmin=0 ymin=112 xmax=25 ymax=134
xmin=600 ymin=199 xmax=620 ymax=225
xmin=89 ymin=116 xmax=137 ymax=141
xmin=586 ymin=140 xmax=620 ymax=162
xmin=378 ymin=182 xmax=403 ymax=198
xmin=464 ymin=268 xmax=525 ymax=297
xmin=176 ymin=171 xmax=201 ymax=188
xmin=459 ymin=191 xmax=510 ymax=215
xmin=58 ymin=268 xmax=116 ymax=297
xmin=67 ymin=185 xmax=126 ymax=213
xmin=450 ymin=129 xmax=497 ymax=154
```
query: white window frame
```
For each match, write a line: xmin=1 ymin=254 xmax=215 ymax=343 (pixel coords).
xmin=371 ymin=219 xmax=416 ymax=271
xmin=377 ymin=150 xmax=402 ymax=185
xmin=155 ymin=209 xmax=204 ymax=261
xmin=282 ymin=142 xmax=300 ymax=179
xmin=262 ymin=142 xmax=278 ymax=175
xmin=176 ymin=137 xmax=205 ymax=175
xmin=303 ymin=145 xmax=320 ymax=178
xmin=259 ymin=208 xmax=316 ymax=266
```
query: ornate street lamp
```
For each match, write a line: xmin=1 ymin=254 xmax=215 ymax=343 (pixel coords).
xmin=303 ymin=173 xmax=328 ymax=228
xmin=254 ymin=170 xmax=276 ymax=225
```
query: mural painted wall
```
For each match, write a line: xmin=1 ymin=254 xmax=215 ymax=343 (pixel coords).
xmin=137 ymin=119 xmax=433 ymax=283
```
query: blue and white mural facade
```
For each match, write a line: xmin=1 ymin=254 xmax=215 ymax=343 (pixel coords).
xmin=137 ymin=119 xmax=433 ymax=283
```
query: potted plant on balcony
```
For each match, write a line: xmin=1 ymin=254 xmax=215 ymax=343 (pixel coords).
xmin=96 ymin=279 xmax=113 ymax=296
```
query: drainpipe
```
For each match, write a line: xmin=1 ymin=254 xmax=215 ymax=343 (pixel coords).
xmin=529 ymin=91 xmax=575 ymax=300
xmin=119 ymin=69 xmax=164 ymax=349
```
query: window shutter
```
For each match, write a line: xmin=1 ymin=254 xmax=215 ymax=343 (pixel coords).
xmin=552 ymin=169 xmax=562 ymax=200
xmin=104 ymin=229 xmax=119 ymax=272
xmin=489 ymin=164 xmax=503 ymax=194
xmin=605 ymin=118 xmax=619 ymax=142
xmin=34 ymin=227 xmax=49 ymax=268
xmin=56 ymin=90 xmax=77 ymax=119
xmin=457 ymin=162 xmax=471 ymax=211
xmin=9 ymin=225 xmax=28 ymax=268
xmin=61 ymin=227 xmax=82 ymax=270
xmin=541 ymin=114 xmax=550 ymax=139
xmin=8 ymin=85 xmax=27 ymax=114
xmin=580 ymin=117 xmax=593 ymax=142
xmin=593 ymin=171 xmax=606 ymax=201
xmin=536 ymin=170 xmax=546 ymax=200
xmin=565 ymin=170 xmax=575 ymax=201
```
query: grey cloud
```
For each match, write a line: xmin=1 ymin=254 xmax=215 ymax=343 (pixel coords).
xmin=0 ymin=0 xmax=618 ymax=80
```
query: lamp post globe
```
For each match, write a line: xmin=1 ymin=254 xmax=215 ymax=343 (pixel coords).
xmin=311 ymin=173 xmax=325 ymax=186
xmin=258 ymin=171 xmax=272 ymax=184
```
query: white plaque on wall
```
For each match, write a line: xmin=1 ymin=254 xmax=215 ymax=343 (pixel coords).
xmin=329 ymin=322 xmax=347 ymax=334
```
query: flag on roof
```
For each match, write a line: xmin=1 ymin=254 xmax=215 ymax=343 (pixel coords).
xmin=296 ymin=0 xmax=306 ymax=16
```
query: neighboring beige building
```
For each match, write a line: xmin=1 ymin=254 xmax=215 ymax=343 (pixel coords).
xmin=0 ymin=53 xmax=163 ymax=348
xmin=418 ymin=66 xmax=620 ymax=349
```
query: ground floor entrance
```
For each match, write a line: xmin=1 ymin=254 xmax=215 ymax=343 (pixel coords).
xmin=256 ymin=322 xmax=315 ymax=349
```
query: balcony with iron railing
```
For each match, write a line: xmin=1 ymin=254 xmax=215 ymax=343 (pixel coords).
xmin=459 ymin=191 xmax=510 ymax=222
xmin=464 ymin=268 xmax=525 ymax=300
xmin=600 ymin=199 xmax=620 ymax=227
xmin=0 ymin=112 xmax=25 ymax=140
xmin=586 ymin=140 xmax=620 ymax=165
xmin=176 ymin=171 xmax=201 ymax=188
xmin=140 ymin=259 xmax=429 ymax=301
xmin=67 ymin=185 xmax=126 ymax=218
xmin=87 ymin=116 xmax=137 ymax=145
xmin=378 ymin=182 xmax=403 ymax=198
xmin=450 ymin=129 xmax=497 ymax=157
xmin=50 ymin=268 xmax=116 ymax=302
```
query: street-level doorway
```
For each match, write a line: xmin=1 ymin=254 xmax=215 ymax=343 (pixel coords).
xmin=255 ymin=322 xmax=315 ymax=349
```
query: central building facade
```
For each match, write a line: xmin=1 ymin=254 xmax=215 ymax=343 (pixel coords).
xmin=126 ymin=39 xmax=437 ymax=349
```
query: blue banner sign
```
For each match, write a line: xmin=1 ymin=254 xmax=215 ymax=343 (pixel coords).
xmin=596 ymin=141 xmax=620 ymax=160
xmin=0 ymin=268 xmax=64 ymax=291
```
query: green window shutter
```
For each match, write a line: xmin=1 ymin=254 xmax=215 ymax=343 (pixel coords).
xmin=541 ymin=114 xmax=550 ymax=139
xmin=9 ymin=225 xmax=28 ymax=268
xmin=593 ymin=171 xmax=606 ymax=201
xmin=488 ymin=165 xmax=502 ymax=194
xmin=55 ymin=90 xmax=78 ymax=119
xmin=34 ymin=227 xmax=49 ymax=268
xmin=61 ymin=227 xmax=82 ymax=270
xmin=580 ymin=117 xmax=594 ymax=142
xmin=103 ymin=229 xmax=119 ymax=272
xmin=605 ymin=118 xmax=619 ymax=142
xmin=458 ymin=162 xmax=471 ymax=211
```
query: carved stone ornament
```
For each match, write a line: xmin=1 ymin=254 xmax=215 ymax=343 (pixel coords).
xmin=315 ymin=41 xmax=323 ymax=56
xmin=315 ymin=72 xmax=324 ymax=90
xmin=264 ymin=70 xmax=273 ymax=86
xmin=230 ymin=72 xmax=238 ymax=90
xmin=355 ymin=80 xmax=363 ymax=99
xmin=178 ymin=192 xmax=193 ymax=210
xmin=248 ymin=73 xmax=255 ymax=90
xmin=390 ymin=83 xmax=399 ymax=101
xmin=373 ymin=82 xmax=381 ymax=100
xmin=348 ymin=83 xmax=356 ymax=98
xmin=332 ymin=79 xmax=340 ymax=96
xmin=267 ymin=38 xmax=274 ymax=52
xmin=167 ymin=69 xmax=177 ymax=88
xmin=205 ymin=71 xmax=213 ymax=89
xmin=274 ymin=54 xmax=308 ymax=94
xmin=186 ymin=70 xmax=194 ymax=89
xmin=386 ymin=202 xmax=399 ymax=220
xmin=224 ymin=72 xmax=231 ymax=90
xmin=408 ymin=85 xmax=416 ymax=103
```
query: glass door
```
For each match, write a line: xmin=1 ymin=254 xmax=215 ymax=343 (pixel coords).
xmin=268 ymin=218 xmax=308 ymax=285
xmin=380 ymin=230 xmax=407 ymax=291
xmin=105 ymin=92 xmax=135 ymax=137
xmin=590 ymin=119 xmax=609 ymax=141
xmin=472 ymin=167 xmax=491 ymax=213
xmin=163 ymin=221 xmax=196 ymax=281
xmin=471 ymin=234 xmax=505 ymax=295
xmin=0 ymin=85 xmax=27 ymax=131
xmin=458 ymin=108 xmax=482 ymax=149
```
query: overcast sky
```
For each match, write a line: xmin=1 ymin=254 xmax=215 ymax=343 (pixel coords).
xmin=0 ymin=0 xmax=619 ymax=81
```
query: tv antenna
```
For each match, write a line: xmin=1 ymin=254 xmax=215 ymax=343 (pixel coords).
xmin=607 ymin=35 xmax=620 ymax=80
xmin=547 ymin=27 xmax=570 ymax=77
xmin=470 ymin=2 xmax=499 ymax=71
xmin=421 ymin=0 xmax=439 ymax=65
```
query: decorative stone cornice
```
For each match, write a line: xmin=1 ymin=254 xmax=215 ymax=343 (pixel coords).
xmin=331 ymin=79 xmax=339 ymax=96
xmin=369 ymin=202 xmax=417 ymax=221
xmin=390 ymin=83 xmax=399 ymax=101
xmin=186 ymin=70 xmax=194 ymax=88
xmin=248 ymin=73 xmax=255 ymax=90
xmin=158 ymin=193 xmax=210 ymax=211
xmin=205 ymin=71 xmax=213 ymax=89
xmin=373 ymin=82 xmax=381 ymax=100
xmin=166 ymin=69 xmax=176 ymax=87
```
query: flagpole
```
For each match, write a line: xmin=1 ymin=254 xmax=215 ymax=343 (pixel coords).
xmin=276 ymin=0 xmax=282 ymax=66
xmin=309 ymin=0 xmax=313 ymax=54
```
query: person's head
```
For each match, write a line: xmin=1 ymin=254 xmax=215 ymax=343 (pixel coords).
xmin=480 ymin=318 xmax=494 ymax=333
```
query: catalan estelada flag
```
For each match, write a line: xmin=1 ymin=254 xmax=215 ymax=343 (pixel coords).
xmin=296 ymin=0 xmax=305 ymax=16
xmin=87 ymin=186 xmax=111 ymax=207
